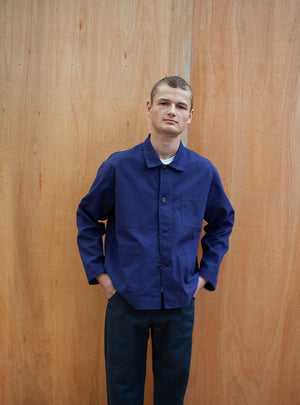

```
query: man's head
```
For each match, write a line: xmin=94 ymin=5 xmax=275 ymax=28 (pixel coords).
xmin=146 ymin=76 xmax=194 ymax=138
xmin=150 ymin=76 xmax=194 ymax=111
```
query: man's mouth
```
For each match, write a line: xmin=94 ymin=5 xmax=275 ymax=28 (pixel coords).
xmin=163 ymin=119 xmax=177 ymax=124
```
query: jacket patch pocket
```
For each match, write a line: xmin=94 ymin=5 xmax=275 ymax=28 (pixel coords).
xmin=181 ymin=194 xmax=206 ymax=229
xmin=118 ymin=244 xmax=143 ymax=290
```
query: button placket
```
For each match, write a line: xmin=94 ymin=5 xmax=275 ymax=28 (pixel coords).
xmin=158 ymin=165 xmax=172 ymax=295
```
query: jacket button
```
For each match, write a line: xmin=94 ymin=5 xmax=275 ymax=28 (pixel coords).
xmin=161 ymin=196 xmax=167 ymax=203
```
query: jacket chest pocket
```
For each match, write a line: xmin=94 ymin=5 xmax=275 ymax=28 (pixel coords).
xmin=181 ymin=194 xmax=206 ymax=229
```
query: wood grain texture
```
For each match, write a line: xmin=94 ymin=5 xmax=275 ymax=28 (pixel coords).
xmin=0 ymin=0 xmax=194 ymax=404
xmin=1 ymin=0 xmax=299 ymax=404
xmin=189 ymin=1 xmax=300 ymax=404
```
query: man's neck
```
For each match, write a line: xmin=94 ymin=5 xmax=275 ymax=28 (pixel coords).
xmin=150 ymin=133 xmax=181 ymax=160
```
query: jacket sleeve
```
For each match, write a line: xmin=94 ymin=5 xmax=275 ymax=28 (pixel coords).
xmin=76 ymin=160 xmax=115 ymax=284
xmin=199 ymin=168 xmax=234 ymax=290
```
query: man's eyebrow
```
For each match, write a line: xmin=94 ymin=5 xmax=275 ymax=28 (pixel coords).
xmin=177 ymin=101 xmax=189 ymax=107
xmin=157 ymin=97 xmax=189 ymax=107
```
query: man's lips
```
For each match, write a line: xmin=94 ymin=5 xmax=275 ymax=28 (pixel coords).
xmin=163 ymin=119 xmax=177 ymax=124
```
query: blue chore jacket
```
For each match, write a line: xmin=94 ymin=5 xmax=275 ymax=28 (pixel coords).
xmin=77 ymin=135 xmax=234 ymax=310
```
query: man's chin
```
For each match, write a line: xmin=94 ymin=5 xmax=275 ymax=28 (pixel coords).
xmin=161 ymin=127 xmax=182 ymax=136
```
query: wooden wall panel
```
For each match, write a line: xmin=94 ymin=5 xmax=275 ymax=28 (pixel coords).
xmin=189 ymin=1 xmax=300 ymax=404
xmin=1 ymin=0 xmax=299 ymax=404
xmin=0 ymin=0 xmax=194 ymax=404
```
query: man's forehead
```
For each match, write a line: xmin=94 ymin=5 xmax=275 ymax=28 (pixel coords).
xmin=153 ymin=84 xmax=192 ymax=106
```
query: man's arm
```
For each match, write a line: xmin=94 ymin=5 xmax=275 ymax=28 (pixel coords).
xmin=199 ymin=168 xmax=234 ymax=290
xmin=76 ymin=160 xmax=115 ymax=285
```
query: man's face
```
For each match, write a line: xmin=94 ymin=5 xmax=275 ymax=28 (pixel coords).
xmin=146 ymin=84 xmax=194 ymax=137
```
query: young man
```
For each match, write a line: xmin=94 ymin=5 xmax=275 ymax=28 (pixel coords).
xmin=77 ymin=76 xmax=234 ymax=404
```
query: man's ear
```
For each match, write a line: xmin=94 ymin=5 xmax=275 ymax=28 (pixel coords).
xmin=187 ymin=109 xmax=194 ymax=124
xmin=146 ymin=101 xmax=152 ymax=118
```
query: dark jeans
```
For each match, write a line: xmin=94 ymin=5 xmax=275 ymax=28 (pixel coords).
xmin=105 ymin=292 xmax=195 ymax=405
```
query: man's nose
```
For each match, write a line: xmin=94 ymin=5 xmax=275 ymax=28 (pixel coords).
xmin=168 ymin=103 xmax=176 ymax=115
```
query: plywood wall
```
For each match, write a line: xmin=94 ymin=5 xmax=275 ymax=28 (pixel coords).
xmin=1 ymin=1 xmax=299 ymax=404
xmin=188 ymin=1 xmax=300 ymax=404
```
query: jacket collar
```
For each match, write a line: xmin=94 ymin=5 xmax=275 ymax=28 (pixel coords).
xmin=142 ymin=134 xmax=186 ymax=172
